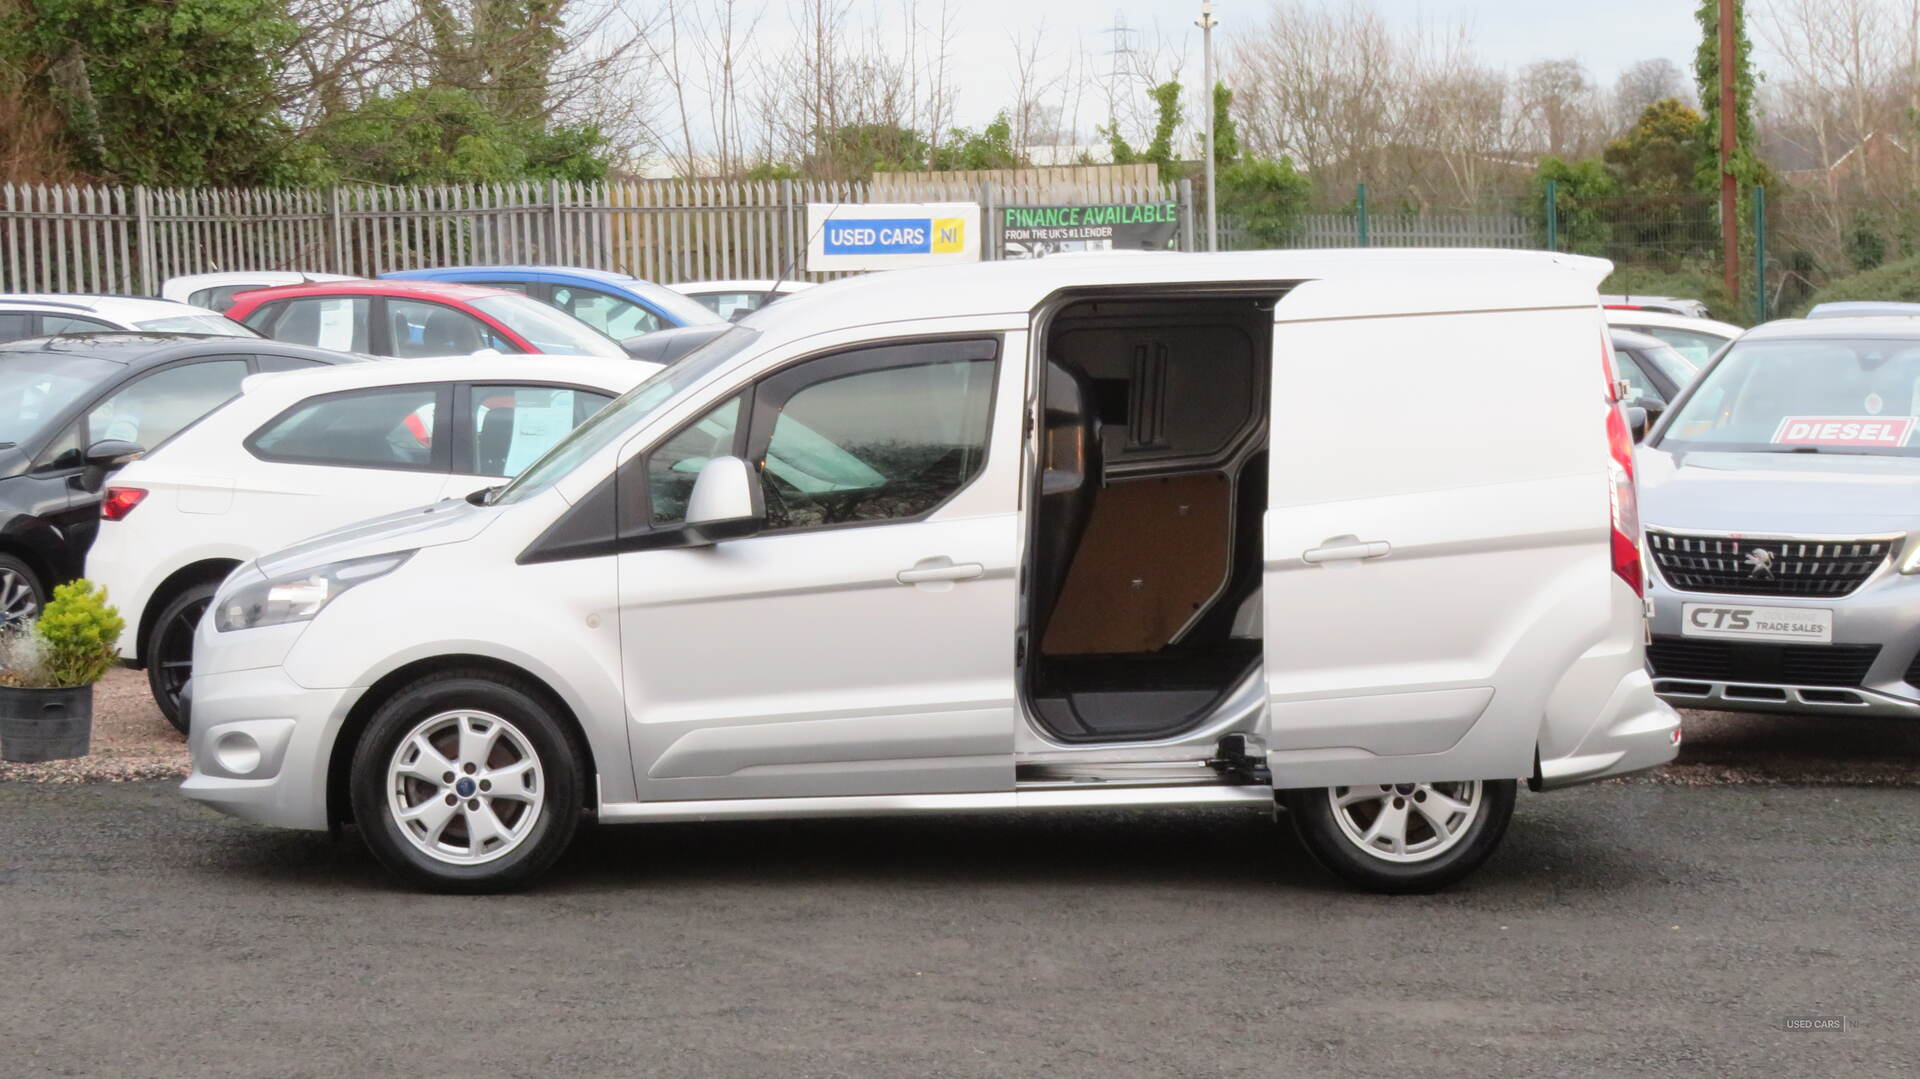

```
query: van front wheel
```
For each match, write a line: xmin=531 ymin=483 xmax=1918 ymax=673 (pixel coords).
xmin=1284 ymin=779 xmax=1516 ymax=894
xmin=350 ymin=673 xmax=584 ymax=893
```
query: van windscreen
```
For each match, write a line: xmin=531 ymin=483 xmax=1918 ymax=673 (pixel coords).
xmin=491 ymin=324 xmax=762 ymax=504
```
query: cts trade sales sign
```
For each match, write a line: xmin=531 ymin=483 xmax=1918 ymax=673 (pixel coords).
xmin=807 ymin=202 xmax=980 ymax=271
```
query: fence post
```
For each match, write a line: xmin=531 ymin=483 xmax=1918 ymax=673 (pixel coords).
xmin=135 ymin=185 xmax=155 ymax=294
xmin=547 ymin=179 xmax=562 ymax=260
xmin=329 ymin=187 xmax=346 ymax=275
xmin=981 ymin=181 xmax=996 ymax=261
xmin=1544 ymin=179 xmax=1558 ymax=253
xmin=1355 ymin=183 xmax=1370 ymax=247
xmin=1752 ymin=184 xmax=1767 ymax=323
xmin=781 ymin=179 xmax=798 ymax=276
xmin=1178 ymin=178 xmax=1195 ymax=251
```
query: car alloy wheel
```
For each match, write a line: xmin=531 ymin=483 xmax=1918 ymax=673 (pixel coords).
xmin=1327 ymin=780 xmax=1483 ymax=863
xmin=0 ymin=564 xmax=41 ymax=629
xmin=386 ymin=709 xmax=545 ymax=866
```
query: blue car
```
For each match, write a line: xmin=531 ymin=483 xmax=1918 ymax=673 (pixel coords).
xmin=380 ymin=266 xmax=724 ymax=342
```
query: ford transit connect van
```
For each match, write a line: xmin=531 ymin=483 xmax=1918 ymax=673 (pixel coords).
xmin=181 ymin=250 xmax=1680 ymax=894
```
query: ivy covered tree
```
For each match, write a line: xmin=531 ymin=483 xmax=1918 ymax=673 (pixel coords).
xmin=1106 ymin=82 xmax=1184 ymax=168
xmin=1691 ymin=0 xmax=1770 ymax=194
xmin=310 ymin=86 xmax=608 ymax=185
xmin=2 ymin=0 xmax=302 ymax=185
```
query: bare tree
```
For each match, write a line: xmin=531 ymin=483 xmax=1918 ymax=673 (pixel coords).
xmin=1515 ymin=58 xmax=1604 ymax=157
xmin=1612 ymin=58 xmax=1692 ymax=130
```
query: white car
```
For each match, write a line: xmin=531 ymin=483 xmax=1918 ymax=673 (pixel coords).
xmin=1603 ymin=307 xmax=1743 ymax=368
xmin=667 ymin=279 xmax=814 ymax=319
xmin=160 ymin=272 xmax=358 ymax=314
xmin=88 ymin=354 xmax=657 ymax=725
xmin=182 ymin=249 xmax=1679 ymax=895
xmin=0 ymin=294 xmax=256 ymax=344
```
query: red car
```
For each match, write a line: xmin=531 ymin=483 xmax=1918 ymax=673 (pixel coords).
xmin=224 ymin=280 xmax=630 ymax=360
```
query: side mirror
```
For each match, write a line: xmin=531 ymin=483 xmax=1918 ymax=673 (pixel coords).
xmin=1625 ymin=406 xmax=1650 ymax=443
xmin=682 ymin=455 xmax=764 ymax=545
xmin=80 ymin=439 xmax=144 ymax=492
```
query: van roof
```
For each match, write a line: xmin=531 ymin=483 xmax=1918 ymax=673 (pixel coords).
xmin=747 ymin=249 xmax=1613 ymax=338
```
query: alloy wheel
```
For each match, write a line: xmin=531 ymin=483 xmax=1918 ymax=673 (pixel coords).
xmin=0 ymin=567 xmax=39 ymax=629
xmin=386 ymin=709 xmax=545 ymax=865
xmin=1326 ymin=780 xmax=1484 ymax=864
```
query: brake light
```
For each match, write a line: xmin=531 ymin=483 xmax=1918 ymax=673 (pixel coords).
xmin=101 ymin=486 xmax=147 ymax=521
xmin=1605 ymin=400 xmax=1643 ymax=597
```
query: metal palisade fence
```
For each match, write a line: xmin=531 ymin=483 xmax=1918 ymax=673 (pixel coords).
xmin=0 ymin=177 xmax=1179 ymax=295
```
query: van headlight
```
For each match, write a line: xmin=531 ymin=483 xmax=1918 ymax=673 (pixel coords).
xmin=214 ymin=551 xmax=413 ymax=632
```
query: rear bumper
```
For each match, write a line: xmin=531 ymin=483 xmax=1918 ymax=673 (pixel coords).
xmin=1536 ymin=666 xmax=1682 ymax=790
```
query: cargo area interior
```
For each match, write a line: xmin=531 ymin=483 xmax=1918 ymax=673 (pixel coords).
xmin=1025 ymin=289 xmax=1280 ymax=743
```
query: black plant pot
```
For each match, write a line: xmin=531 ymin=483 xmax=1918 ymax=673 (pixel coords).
xmin=0 ymin=684 xmax=92 ymax=763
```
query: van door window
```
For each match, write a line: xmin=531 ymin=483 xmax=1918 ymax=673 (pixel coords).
xmin=645 ymin=395 xmax=744 ymax=525
xmin=748 ymin=340 xmax=997 ymax=532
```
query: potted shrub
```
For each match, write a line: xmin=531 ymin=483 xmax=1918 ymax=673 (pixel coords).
xmin=0 ymin=580 xmax=125 ymax=763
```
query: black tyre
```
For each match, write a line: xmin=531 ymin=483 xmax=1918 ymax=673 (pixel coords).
xmin=1284 ymin=779 xmax=1517 ymax=894
xmin=0 ymin=554 xmax=46 ymax=632
xmin=147 ymin=580 xmax=218 ymax=732
xmin=350 ymin=671 xmax=584 ymax=893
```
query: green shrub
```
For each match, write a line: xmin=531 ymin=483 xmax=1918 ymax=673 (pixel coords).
xmin=32 ymin=580 xmax=124 ymax=688
xmin=1790 ymin=253 xmax=1920 ymax=318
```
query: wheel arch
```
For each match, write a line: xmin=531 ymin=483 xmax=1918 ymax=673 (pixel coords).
xmin=0 ymin=538 xmax=56 ymax=598
xmin=326 ymin=654 xmax=598 ymax=831
xmin=136 ymin=558 xmax=243 ymax=667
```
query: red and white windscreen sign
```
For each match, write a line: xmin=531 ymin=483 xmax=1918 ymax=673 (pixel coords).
xmin=1770 ymin=416 xmax=1917 ymax=448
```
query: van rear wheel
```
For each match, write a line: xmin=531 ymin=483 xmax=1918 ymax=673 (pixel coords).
xmin=350 ymin=672 xmax=583 ymax=893
xmin=1284 ymin=779 xmax=1516 ymax=894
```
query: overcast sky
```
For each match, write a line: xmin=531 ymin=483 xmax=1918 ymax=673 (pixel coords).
xmin=934 ymin=0 xmax=1703 ymax=130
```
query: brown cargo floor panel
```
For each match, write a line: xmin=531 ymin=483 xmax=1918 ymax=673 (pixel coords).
xmin=1041 ymin=472 xmax=1232 ymax=656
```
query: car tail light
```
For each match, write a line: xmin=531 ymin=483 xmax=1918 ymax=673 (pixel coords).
xmin=101 ymin=486 xmax=148 ymax=521
xmin=1601 ymin=333 xmax=1643 ymax=596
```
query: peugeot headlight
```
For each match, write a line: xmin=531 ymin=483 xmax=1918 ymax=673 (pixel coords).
xmin=1902 ymin=537 xmax=1920 ymax=575
xmin=214 ymin=551 xmax=413 ymax=632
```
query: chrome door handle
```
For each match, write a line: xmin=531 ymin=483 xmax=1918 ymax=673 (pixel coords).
xmin=1301 ymin=540 xmax=1392 ymax=564
xmin=897 ymin=557 xmax=985 ymax=584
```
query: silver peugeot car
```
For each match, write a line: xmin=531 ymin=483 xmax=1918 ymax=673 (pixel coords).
xmin=1639 ymin=316 xmax=1920 ymax=716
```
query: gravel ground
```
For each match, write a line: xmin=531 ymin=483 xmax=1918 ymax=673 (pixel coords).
xmin=0 ymin=668 xmax=184 ymax=783
xmin=5 ymin=671 xmax=1920 ymax=785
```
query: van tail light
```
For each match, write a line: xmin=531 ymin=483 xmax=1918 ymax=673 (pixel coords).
xmin=101 ymin=486 xmax=148 ymax=521
xmin=1598 ymin=332 xmax=1644 ymax=595
xmin=1604 ymin=403 xmax=1644 ymax=598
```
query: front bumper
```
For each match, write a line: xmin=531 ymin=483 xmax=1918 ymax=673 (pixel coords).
xmin=179 ymin=665 xmax=362 ymax=831
xmin=1647 ymin=570 xmax=1920 ymax=717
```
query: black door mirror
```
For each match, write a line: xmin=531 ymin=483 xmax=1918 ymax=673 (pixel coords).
xmin=79 ymin=439 xmax=144 ymax=492
xmin=1625 ymin=406 xmax=1650 ymax=443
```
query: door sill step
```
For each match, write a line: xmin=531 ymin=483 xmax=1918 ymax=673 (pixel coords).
xmin=597 ymin=784 xmax=1275 ymax=823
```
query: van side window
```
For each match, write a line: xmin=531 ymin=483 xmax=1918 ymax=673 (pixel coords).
xmin=646 ymin=395 xmax=743 ymax=525
xmin=748 ymin=340 xmax=998 ymax=533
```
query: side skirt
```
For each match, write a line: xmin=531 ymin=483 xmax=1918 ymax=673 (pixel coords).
xmin=595 ymin=783 xmax=1275 ymax=823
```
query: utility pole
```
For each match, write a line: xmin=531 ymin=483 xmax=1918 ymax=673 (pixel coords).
xmin=1197 ymin=0 xmax=1219 ymax=252
xmin=1719 ymin=0 xmax=1739 ymax=303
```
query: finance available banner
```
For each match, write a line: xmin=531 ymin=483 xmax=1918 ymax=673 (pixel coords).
xmin=807 ymin=203 xmax=980 ymax=271
xmin=1001 ymin=202 xmax=1180 ymax=259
